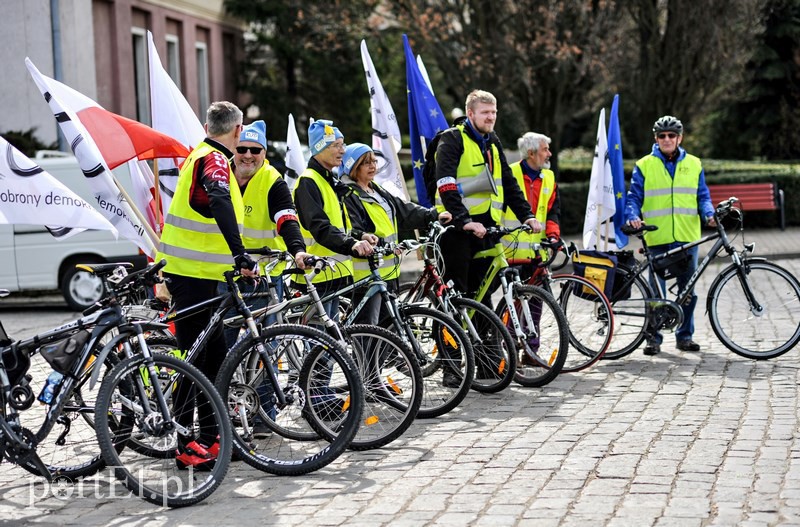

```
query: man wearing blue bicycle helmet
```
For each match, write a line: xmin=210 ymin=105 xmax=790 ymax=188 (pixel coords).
xmin=625 ymin=115 xmax=716 ymax=356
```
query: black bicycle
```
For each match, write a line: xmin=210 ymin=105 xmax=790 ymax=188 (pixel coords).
xmin=603 ymin=197 xmax=800 ymax=360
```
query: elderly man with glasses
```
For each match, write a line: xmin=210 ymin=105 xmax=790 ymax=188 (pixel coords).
xmin=625 ymin=115 xmax=717 ymax=356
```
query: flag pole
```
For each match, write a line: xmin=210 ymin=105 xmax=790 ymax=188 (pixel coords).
xmin=112 ymin=173 xmax=160 ymax=246
xmin=153 ymin=158 xmax=161 ymax=235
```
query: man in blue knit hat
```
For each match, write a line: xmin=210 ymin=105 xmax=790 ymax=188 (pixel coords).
xmin=293 ymin=119 xmax=374 ymax=320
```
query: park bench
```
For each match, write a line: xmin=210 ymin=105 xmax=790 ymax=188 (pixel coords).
xmin=707 ymin=182 xmax=785 ymax=230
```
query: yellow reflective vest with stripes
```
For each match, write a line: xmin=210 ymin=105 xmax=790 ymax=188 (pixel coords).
xmin=636 ymin=153 xmax=702 ymax=245
xmin=241 ymin=162 xmax=288 ymax=277
xmin=501 ymin=162 xmax=553 ymax=260
xmin=292 ymin=168 xmax=353 ymax=284
xmin=156 ymin=142 xmax=244 ymax=281
xmin=435 ymin=124 xmax=504 ymax=223
xmin=349 ymin=183 xmax=399 ymax=282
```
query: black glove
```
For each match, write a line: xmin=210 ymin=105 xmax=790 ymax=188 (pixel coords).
xmin=234 ymin=252 xmax=257 ymax=272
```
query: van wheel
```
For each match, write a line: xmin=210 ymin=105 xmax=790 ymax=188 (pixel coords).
xmin=61 ymin=265 xmax=106 ymax=311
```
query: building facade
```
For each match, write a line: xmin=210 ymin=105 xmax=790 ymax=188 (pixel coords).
xmin=1 ymin=0 xmax=244 ymax=146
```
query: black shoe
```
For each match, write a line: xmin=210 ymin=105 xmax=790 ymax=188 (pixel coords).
xmin=643 ymin=344 xmax=661 ymax=356
xmin=677 ymin=340 xmax=701 ymax=351
xmin=442 ymin=371 xmax=462 ymax=388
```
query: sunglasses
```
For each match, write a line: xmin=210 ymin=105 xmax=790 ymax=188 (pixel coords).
xmin=236 ymin=146 xmax=264 ymax=155
xmin=657 ymin=132 xmax=678 ymax=140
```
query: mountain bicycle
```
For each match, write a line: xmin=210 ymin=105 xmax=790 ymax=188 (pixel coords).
xmin=468 ymin=225 xmax=569 ymax=387
xmin=0 ymin=261 xmax=233 ymax=507
xmin=398 ymin=222 xmax=517 ymax=393
xmin=218 ymin=248 xmax=422 ymax=453
xmin=603 ymin=197 xmax=800 ymax=359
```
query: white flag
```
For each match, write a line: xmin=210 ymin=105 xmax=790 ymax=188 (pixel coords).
xmin=128 ymin=159 xmax=159 ymax=232
xmin=360 ymin=40 xmax=408 ymax=201
xmin=0 ymin=136 xmax=117 ymax=238
xmin=147 ymin=31 xmax=204 ymax=215
xmin=26 ymin=58 xmax=157 ymax=257
xmin=284 ymin=113 xmax=306 ymax=191
xmin=583 ymin=108 xmax=616 ymax=250
xmin=417 ymin=55 xmax=435 ymax=94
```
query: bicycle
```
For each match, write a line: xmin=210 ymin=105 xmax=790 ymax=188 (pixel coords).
xmin=219 ymin=248 xmax=422 ymax=453
xmin=114 ymin=258 xmax=366 ymax=474
xmin=603 ymin=197 xmax=800 ymax=359
xmin=281 ymin=245 xmax=473 ymax=419
xmin=469 ymin=225 xmax=569 ymax=387
xmin=398 ymin=222 xmax=517 ymax=393
xmin=512 ymin=238 xmax=615 ymax=373
xmin=0 ymin=261 xmax=233 ymax=507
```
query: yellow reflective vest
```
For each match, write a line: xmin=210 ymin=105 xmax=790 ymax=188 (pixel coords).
xmin=292 ymin=168 xmax=353 ymax=284
xmin=156 ymin=142 xmax=243 ymax=281
xmin=501 ymin=162 xmax=554 ymax=260
xmin=435 ymin=125 xmax=504 ymax=223
xmin=636 ymin=154 xmax=702 ymax=245
xmin=241 ymin=162 xmax=289 ymax=277
xmin=348 ymin=183 xmax=399 ymax=282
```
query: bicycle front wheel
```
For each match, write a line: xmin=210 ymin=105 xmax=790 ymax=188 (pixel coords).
xmin=449 ymin=297 xmax=516 ymax=393
xmin=216 ymin=324 xmax=364 ymax=475
xmin=342 ymin=325 xmax=423 ymax=451
xmin=548 ymin=274 xmax=614 ymax=372
xmin=396 ymin=305 xmax=474 ymax=418
xmin=708 ymin=260 xmax=800 ymax=359
xmin=496 ymin=285 xmax=568 ymax=388
xmin=95 ymin=354 xmax=232 ymax=508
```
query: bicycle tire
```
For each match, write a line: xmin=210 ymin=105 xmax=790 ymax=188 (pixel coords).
xmin=341 ymin=325 xmax=423 ymax=450
xmin=708 ymin=260 xmax=800 ymax=359
xmin=393 ymin=305 xmax=474 ymax=418
xmin=548 ymin=274 xmax=614 ymax=372
xmin=449 ymin=297 xmax=517 ymax=393
xmin=496 ymin=284 xmax=568 ymax=387
xmin=19 ymin=352 xmax=121 ymax=480
xmin=602 ymin=265 xmax=652 ymax=360
xmin=95 ymin=354 xmax=232 ymax=507
xmin=215 ymin=324 xmax=364 ymax=476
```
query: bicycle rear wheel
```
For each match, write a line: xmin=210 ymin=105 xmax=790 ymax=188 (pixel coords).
xmin=496 ymin=285 xmax=568 ymax=387
xmin=602 ymin=266 xmax=651 ymax=360
xmin=342 ymin=325 xmax=423 ymax=450
xmin=95 ymin=354 xmax=232 ymax=508
xmin=548 ymin=274 xmax=614 ymax=372
xmin=708 ymin=260 xmax=800 ymax=359
xmin=393 ymin=305 xmax=474 ymax=418
xmin=449 ymin=297 xmax=516 ymax=393
xmin=215 ymin=324 xmax=364 ymax=475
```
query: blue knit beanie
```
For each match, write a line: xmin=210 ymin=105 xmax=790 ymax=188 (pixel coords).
xmin=340 ymin=143 xmax=373 ymax=177
xmin=308 ymin=119 xmax=343 ymax=155
xmin=240 ymin=120 xmax=267 ymax=149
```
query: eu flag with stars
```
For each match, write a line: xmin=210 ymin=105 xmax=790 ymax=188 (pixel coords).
xmin=404 ymin=34 xmax=448 ymax=207
xmin=608 ymin=94 xmax=628 ymax=248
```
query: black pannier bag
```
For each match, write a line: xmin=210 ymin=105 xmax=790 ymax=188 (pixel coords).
xmin=652 ymin=250 xmax=692 ymax=280
xmin=38 ymin=329 xmax=90 ymax=375
xmin=608 ymin=250 xmax=637 ymax=301
xmin=571 ymin=251 xmax=617 ymax=300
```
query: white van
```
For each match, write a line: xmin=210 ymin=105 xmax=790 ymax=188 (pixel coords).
xmin=0 ymin=152 xmax=147 ymax=310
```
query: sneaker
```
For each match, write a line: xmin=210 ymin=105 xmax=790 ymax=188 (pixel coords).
xmin=643 ymin=343 xmax=661 ymax=356
xmin=677 ymin=340 xmax=701 ymax=351
xmin=175 ymin=440 xmax=216 ymax=471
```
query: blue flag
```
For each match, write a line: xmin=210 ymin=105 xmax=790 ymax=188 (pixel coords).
xmin=607 ymin=94 xmax=628 ymax=248
xmin=403 ymin=34 xmax=448 ymax=207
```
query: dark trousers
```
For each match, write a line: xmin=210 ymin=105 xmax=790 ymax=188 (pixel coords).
xmin=439 ymin=228 xmax=497 ymax=308
xmin=165 ymin=272 xmax=227 ymax=446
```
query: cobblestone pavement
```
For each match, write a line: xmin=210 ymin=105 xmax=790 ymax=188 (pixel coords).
xmin=1 ymin=259 xmax=799 ymax=526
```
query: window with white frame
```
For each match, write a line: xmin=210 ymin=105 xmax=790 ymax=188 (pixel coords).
xmin=166 ymin=34 xmax=181 ymax=89
xmin=131 ymin=27 xmax=151 ymax=125
xmin=196 ymin=42 xmax=210 ymax=118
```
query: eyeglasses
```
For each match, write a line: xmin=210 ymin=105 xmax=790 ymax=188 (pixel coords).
xmin=236 ymin=146 xmax=264 ymax=155
xmin=657 ymin=132 xmax=678 ymax=140
xmin=359 ymin=159 xmax=379 ymax=167
xmin=329 ymin=142 xmax=346 ymax=151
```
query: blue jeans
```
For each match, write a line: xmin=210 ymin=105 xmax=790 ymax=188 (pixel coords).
xmin=647 ymin=244 xmax=699 ymax=345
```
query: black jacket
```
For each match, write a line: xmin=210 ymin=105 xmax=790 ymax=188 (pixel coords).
xmin=435 ymin=118 xmax=533 ymax=228
xmin=344 ymin=181 xmax=438 ymax=242
xmin=293 ymin=157 xmax=358 ymax=256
